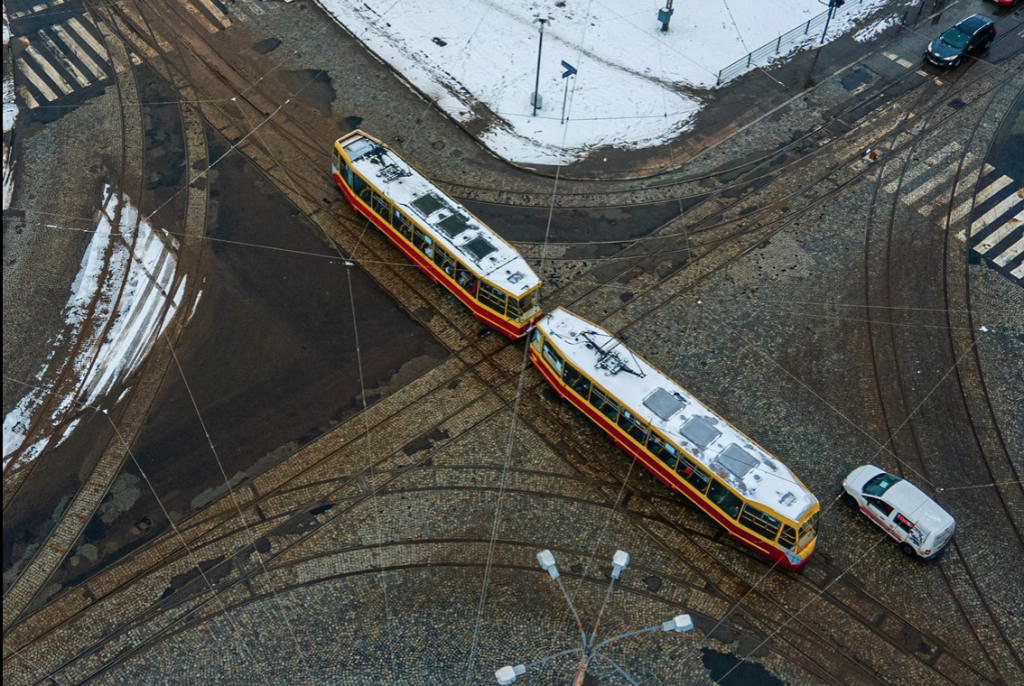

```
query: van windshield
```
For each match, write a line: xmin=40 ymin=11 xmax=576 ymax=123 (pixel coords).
xmin=863 ymin=472 xmax=902 ymax=497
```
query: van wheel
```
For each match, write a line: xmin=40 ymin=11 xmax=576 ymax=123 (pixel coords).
xmin=841 ymin=492 xmax=858 ymax=509
xmin=900 ymin=543 xmax=916 ymax=558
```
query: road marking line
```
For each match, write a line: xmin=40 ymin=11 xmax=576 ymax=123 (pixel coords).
xmin=67 ymin=17 xmax=109 ymax=61
xmin=15 ymin=59 xmax=60 ymax=101
xmin=24 ymin=45 xmax=75 ymax=94
xmin=883 ymin=142 xmax=958 ymax=194
xmin=971 ymin=195 xmax=1023 ymax=237
xmin=176 ymin=0 xmax=222 ymax=33
xmin=194 ymin=0 xmax=232 ymax=29
xmin=851 ymin=83 xmax=869 ymax=95
xmin=53 ymin=24 xmax=107 ymax=80
xmin=37 ymin=31 xmax=93 ymax=88
xmin=896 ymin=58 xmax=914 ymax=68
xmin=974 ymin=175 xmax=1014 ymax=206
xmin=883 ymin=52 xmax=898 ymax=60
xmin=904 ymin=164 xmax=958 ymax=206
xmin=991 ymin=232 xmax=1024 ymax=267
xmin=916 ymin=69 xmax=928 ymax=77
xmin=16 ymin=85 xmax=42 ymax=110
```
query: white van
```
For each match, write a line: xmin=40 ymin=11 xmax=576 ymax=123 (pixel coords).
xmin=842 ymin=466 xmax=955 ymax=559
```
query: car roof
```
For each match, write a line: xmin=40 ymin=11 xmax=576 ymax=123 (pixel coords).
xmin=884 ymin=481 xmax=954 ymax=533
xmin=957 ymin=14 xmax=993 ymax=34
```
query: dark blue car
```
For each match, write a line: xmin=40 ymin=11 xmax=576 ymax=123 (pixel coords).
xmin=925 ymin=14 xmax=996 ymax=67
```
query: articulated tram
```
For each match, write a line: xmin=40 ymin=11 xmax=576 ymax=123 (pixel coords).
xmin=530 ymin=308 xmax=820 ymax=570
xmin=332 ymin=131 xmax=542 ymax=339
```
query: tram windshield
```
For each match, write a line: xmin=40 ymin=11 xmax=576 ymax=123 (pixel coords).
xmin=798 ymin=510 xmax=819 ymax=550
xmin=506 ymin=290 xmax=538 ymax=322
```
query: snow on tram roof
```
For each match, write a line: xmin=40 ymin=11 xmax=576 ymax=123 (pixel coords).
xmin=539 ymin=308 xmax=816 ymax=522
xmin=341 ymin=133 xmax=540 ymax=296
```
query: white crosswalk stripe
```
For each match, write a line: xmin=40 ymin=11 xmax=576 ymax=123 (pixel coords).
xmin=53 ymin=24 xmax=107 ymax=80
xmin=1012 ymin=262 xmax=1024 ymax=279
xmin=884 ymin=142 xmax=959 ymax=194
xmin=971 ymin=194 xmax=1023 ymax=237
xmin=992 ymin=233 xmax=1023 ymax=267
xmin=177 ymin=0 xmax=232 ymax=33
xmin=15 ymin=59 xmax=60 ymax=103
xmin=13 ymin=17 xmax=111 ymax=109
xmin=24 ymin=45 xmax=75 ymax=95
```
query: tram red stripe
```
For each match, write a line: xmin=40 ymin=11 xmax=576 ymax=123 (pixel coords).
xmin=333 ymin=174 xmax=534 ymax=339
xmin=529 ymin=348 xmax=809 ymax=570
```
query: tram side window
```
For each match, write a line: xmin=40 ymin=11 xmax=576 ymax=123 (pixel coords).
xmin=371 ymin=191 xmax=392 ymax=223
xmin=434 ymin=246 xmax=457 ymax=278
xmin=506 ymin=296 xmax=523 ymax=322
xmin=394 ymin=211 xmax=415 ymax=241
xmin=739 ymin=504 xmax=782 ymax=540
xmin=588 ymin=385 xmax=620 ymax=422
xmin=617 ymin=409 xmax=649 ymax=445
xmin=562 ymin=364 xmax=591 ymax=401
xmin=677 ymin=455 xmax=711 ymax=493
xmin=335 ymin=153 xmax=352 ymax=186
xmin=708 ymin=479 xmax=743 ymax=519
xmin=413 ymin=228 xmax=433 ymax=257
xmin=647 ymin=432 xmax=678 ymax=469
xmin=542 ymin=340 xmax=564 ymax=376
xmin=352 ymin=172 xmax=372 ymax=204
xmin=778 ymin=525 xmax=797 ymax=551
xmin=478 ymin=282 xmax=507 ymax=315
xmin=455 ymin=262 xmax=478 ymax=295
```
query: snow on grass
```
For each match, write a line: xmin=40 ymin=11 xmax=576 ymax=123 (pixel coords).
xmin=3 ymin=186 xmax=187 ymax=471
xmin=316 ymin=0 xmax=891 ymax=163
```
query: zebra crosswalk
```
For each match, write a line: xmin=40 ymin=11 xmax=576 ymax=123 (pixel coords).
xmin=176 ymin=0 xmax=233 ymax=33
xmin=886 ymin=156 xmax=1023 ymax=287
xmin=14 ymin=15 xmax=111 ymax=110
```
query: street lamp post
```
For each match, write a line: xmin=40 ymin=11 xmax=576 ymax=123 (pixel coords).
xmin=495 ymin=549 xmax=694 ymax=685
xmin=531 ymin=18 xmax=547 ymax=116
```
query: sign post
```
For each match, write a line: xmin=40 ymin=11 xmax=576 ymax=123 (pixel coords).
xmin=560 ymin=60 xmax=577 ymax=125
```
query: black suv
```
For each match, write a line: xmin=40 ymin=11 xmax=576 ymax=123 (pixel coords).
xmin=925 ymin=14 xmax=996 ymax=67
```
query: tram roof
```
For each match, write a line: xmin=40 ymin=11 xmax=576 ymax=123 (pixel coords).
xmin=340 ymin=133 xmax=540 ymax=296
xmin=539 ymin=308 xmax=817 ymax=522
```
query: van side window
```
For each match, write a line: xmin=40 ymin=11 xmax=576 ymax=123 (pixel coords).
xmin=866 ymin=497 xmax=893 ymax=516
xmin=893 ymin=512 xmax=915 ymax=534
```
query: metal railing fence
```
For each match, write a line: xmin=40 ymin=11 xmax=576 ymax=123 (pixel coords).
xmin=716 ymin=0 xmax=872 ymax=86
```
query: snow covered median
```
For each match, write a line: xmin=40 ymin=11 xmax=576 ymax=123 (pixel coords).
xmin=317 ymin=0 xmax=892 ymax=164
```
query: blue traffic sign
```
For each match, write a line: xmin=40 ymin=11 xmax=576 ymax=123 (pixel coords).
xmin=560 ymin=60 xmax=577 ymax=75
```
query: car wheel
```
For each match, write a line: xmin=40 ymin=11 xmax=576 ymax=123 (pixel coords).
xmin=900 ymin=543 xmax=916 ymax=558
xmin=842 ymin=492 xmax=858 ymax=509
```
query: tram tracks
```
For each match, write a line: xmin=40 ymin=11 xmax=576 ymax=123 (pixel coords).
xmin=860 ymin=56 xmax=1024 ymax=684
xmin=5 ymin=2 xmax=1023 ymax=684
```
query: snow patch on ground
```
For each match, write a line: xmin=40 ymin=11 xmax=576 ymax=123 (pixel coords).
xmin=2 ymin=186 xmax=186 ymax=471
xmin=855 ymin=14 xmax=900 ymax=43
xmin=316 ymin=0 xmax=892 ymax=163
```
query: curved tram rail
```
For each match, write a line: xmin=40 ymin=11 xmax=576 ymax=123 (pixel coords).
xmin=530 ymin=307 xmax=820 ymax=570
xmin=332 ymin=131 xmax=542 ymax=339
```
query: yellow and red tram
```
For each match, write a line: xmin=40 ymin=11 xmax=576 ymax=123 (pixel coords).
xmin=332 ymin=131 xmax=542 ymax=339
xmin=530 ymin=307 xmax=820 ymax=570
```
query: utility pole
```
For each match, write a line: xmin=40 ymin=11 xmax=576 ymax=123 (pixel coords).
xmin=658 ymin=0 xmax=675 ymax=32
xmin=531 ymin=18 xmax=547 ymax=116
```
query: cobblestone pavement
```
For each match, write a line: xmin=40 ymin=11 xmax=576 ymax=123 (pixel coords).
xmin=3 ymin=1 xmax=1023 ymax=685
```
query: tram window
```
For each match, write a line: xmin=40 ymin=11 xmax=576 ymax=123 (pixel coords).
xmin=506 ymin=296 xmax=523 ymax=321
xmin=588 ymin=385 xmax=619 ymax=422
xmin=739 ymin=504 xmax=782 ymax=540
xmin=352 ymin=173 xmax=372 ymax=203
xmin=617 ymin=409 xmax=649 ymax=445
xmin=562 ymin=364 xmax=591 ymax=400
xmin=455 ymin=262 xmax=477 ymax=294
xmin=542 ymin=340 xmax=564 ymax=376
xmin=394 ymin=211 xmax=415 ymax=240
xmin=371 ymin=191 xmax=392 ymax=223
xmin=478 ymin=282 xmax=507 ymax=315
xmin=413 ymin=227 xmax=432 ymax=254
xmin=708 ymin=479 xmax=742 ymax=519
xmin=678 ymin=455 xmax=710 ymax=493
xmin=532 ymin=329 xmax=544 ymax=350
xmin=799 ymin=511 xmax=819 ymax=545
xmin=647 ymin=432 xmax=678 ymax=468
xmin=778 ymin=525 xmax=797 ymax=551
xmin=434 ymin=246 xmax=457 ymax=277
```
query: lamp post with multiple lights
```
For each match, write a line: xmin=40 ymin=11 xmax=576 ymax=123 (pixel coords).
xmin=495 ymin=549 xmax=694 ymax=685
